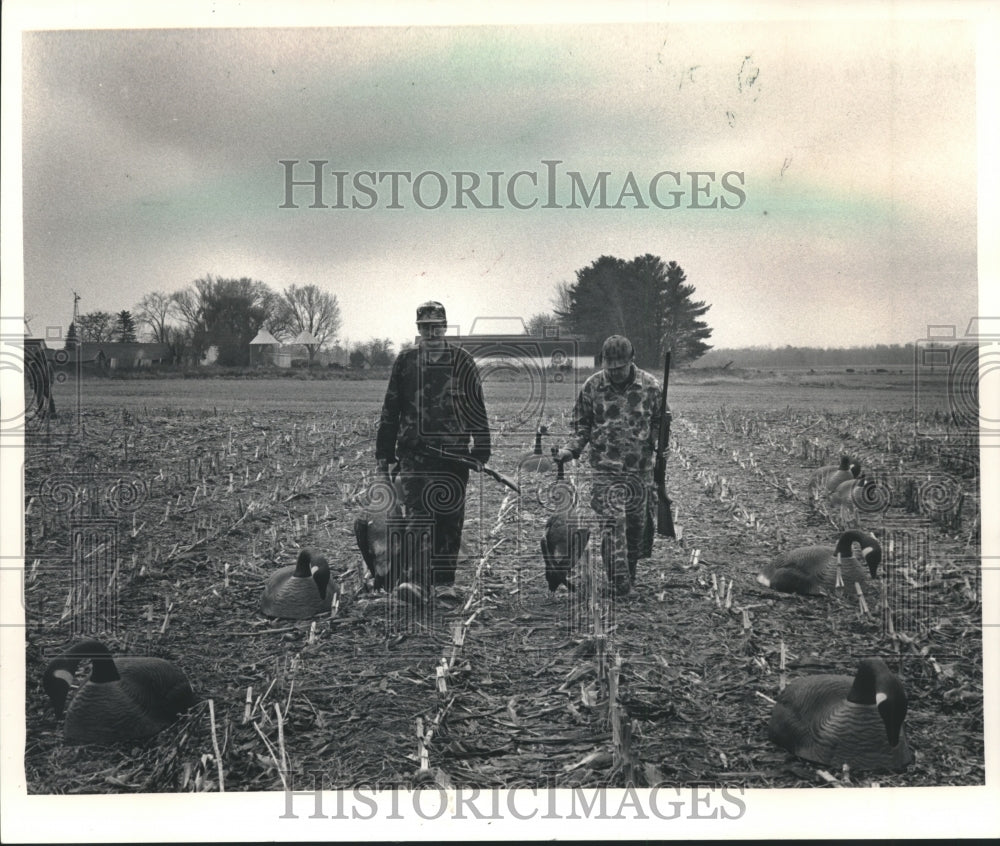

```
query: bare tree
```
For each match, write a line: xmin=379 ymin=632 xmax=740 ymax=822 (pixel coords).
xmin=273 ymin=284 xmax=342 ymax=362
xmin=134 ymin=291 xmax=176 ymax=343
xmin=76 ymin=310 xmax=116 ymax=342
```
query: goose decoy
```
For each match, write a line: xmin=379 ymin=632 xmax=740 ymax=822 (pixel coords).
xmin=354 ymin=472 xmax=403 ymax=591
xmin=540 ymin=453 xmax=590 ymax=593
xmin=519 ymin=425 xmax=553 ymax=475
xmin=757 ymin=530 xmax=881 ymax=595
xmin=829 ymin=474 xmax=874 ymax=524
xmin=42 ymin=639 xmax=196 ymax=745
xmin=768 ymin=657 xmax=913 ymax=772
xmin=809 ymin=455 xmax=861 ymax=495
xmin=261 ymin=548 xmax=333 ymax=618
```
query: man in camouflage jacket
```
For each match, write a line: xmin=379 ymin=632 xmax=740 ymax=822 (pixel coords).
xmin=558 ymin=335 xmax=664 ymax=596
xmin=376 ymin=301 xmax=491 ymax=605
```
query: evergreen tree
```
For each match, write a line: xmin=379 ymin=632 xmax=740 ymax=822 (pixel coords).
xmin=556 ymin=254 xmax=713 ymax=366
xmin=65 ymin=322 xmax=78 ymax=349
xmin=115 ymin=310 xmax=138 ymax=343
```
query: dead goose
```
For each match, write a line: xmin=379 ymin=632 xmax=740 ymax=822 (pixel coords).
xmin=757 ymin=530 xmax=881 ymax=596
xmin=42 ymin=639 xmax=196 ymax=745
xmin=540 ymin=454 xmax=590 ymax=593
xmin=768 ymin=657 xmax=913 ymax=772
xmin=354 ymin=472 xmax=404 ymax=591
xmin=261 ymin=548 xmax=333 ymax=618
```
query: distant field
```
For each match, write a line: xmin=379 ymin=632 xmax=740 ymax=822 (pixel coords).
xmin=48 ymin=367 xmax=946 ymax=415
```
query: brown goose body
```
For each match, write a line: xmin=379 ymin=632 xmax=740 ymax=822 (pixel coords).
xmin=539 ymin=457 xmax=590 ymax=592
xmin=261 ymin=549 xmax=333 ymax=618
xmin=43 ymin=640 xmax=196 ymax=746
xmin=758 ymin=530 xmax=881 ymax=595
xmin=354 ymin=475 xmax=403 ymax=591
xmin=540 ymin=512 xmax=591 ymax=592
xmin=769 ymin=658 xmax=913 ymax=772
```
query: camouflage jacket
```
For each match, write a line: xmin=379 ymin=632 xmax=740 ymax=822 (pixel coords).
xmin=376 ymin=341 xmax=491 ymax=463
xmin=567 ymin=365 xmax=664 ymax=473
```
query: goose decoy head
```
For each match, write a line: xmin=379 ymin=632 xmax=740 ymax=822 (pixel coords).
xmin=850 ymin=462 xmax=863 ymax=478
xmin=861 ymin=536 xmax=882 ymax=578
xmin=834 ymin=530 xmax=882 ymax=578
xmin=847 ymin=658 xmax=908 ymax=746
xmin=42 ymin=639 xmax=118 ymax=719
xmin=311 ymin=555 xmax=332 ymax=599
xmin=293 ymin=548 xmax=316 ymax=577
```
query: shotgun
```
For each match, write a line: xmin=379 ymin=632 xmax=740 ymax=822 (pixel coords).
xmin=655 ymin=352 xmax=676 ymax=538
xmin=418 ymin=444 xmax=521 ymax=494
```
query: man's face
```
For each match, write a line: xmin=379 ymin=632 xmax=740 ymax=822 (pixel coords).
xmin=605 ymin=361 xmax=631 ymax=384
xmin=417 ymin=322 xmax=447 ymax=347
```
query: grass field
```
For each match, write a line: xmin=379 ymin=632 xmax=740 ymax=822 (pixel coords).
xmin=21 ymin=370 xmax=982 ymax=793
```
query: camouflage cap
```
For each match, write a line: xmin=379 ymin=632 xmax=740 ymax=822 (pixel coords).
xmin=416 ymin=301 xmax=447 ymax=324
xmin=601 ymin=335 xmax=634 ymax=366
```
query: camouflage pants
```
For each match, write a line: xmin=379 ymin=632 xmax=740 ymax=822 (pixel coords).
xmin=398 ymin=455 xmax=469 ymax=589
xmin=589 ymin=472 xmax=655 ymax=586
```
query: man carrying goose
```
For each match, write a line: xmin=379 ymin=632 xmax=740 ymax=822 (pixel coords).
xmin=374 ymin=301 xmax=492 ymax=610
xmin=555 ymin=335 xmax=663 ymax=597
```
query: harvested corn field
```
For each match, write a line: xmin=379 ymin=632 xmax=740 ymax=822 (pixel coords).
xmin=22 ymin=373 xmax=983 ymax=793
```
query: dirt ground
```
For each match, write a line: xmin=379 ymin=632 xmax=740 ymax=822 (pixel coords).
xmin=21 ymin=372 xmax=982 ymax=792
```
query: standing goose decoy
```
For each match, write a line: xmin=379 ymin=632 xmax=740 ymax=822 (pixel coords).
xmin=354 ymin=471 xmax=404 ymax=591
xmin=519 ymin=425 xmax=554 ymax=475
xmin=829 ymin=474 xmax=874 ymax=525
xmin=261 ymin=548 xmax=333 ymax=618
xmin=768 ymin=657 xmax=914 ymax=772
xmin=757 ymin=530 xmax=881 ymax=596
xmin=540 ymin=452 xmax=590 ymax=593
xmin=42 ymin=639 xmax=196 ymax=745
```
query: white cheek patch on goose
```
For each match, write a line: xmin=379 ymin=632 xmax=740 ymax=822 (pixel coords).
xmin=53 ymin=670 xmax=74 ymax=685
xmin=862 ymin=547 xmax=874 ymax=558
xmin=875 ymin=692 xmax=888 ymax=705
xmin=310 ymin=566 xmax=319 ymax=576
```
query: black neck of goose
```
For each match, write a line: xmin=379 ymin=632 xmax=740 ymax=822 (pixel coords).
xmin=312 ymin=559 xmax=331 ymax=599
xmin=877 ymin=676 xmax=908 ymax=746
xmin=533 ymin=432 xmax=543 ymax=455
xmin=846 ymin=659 xmax=879 ymax=705
xmin=838 ymin=456 xmax=850 ymax=470
xmin=54 ymin=639 xmax=120 ymax=683
xmin=836 ymin=530 xmax=871 ymax=557
xmin=294 ymin=549 xmax=313 ymax=577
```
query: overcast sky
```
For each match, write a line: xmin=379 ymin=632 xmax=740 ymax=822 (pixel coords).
xmin=7 ymin=3 xmax=992 ymax=351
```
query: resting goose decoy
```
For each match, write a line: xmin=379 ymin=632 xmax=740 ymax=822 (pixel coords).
xmin=540 ymin=453 xmax=590 ymax=593
xmin=768 ymin=657 xmax=913 ymax=772
xmin=809 ymin=455 xmax=860 ymax=496
xmin=261 ymin=548 xmax=333 ymax=618
xmin=354 ymin=472 xmax=404 ymax=591
xmin=42 ymin=639 xmax=196 ymax=745
xmin=519 ymin=425 xmax=554 ymax=475
xmin=757 ymin=530 xmax=881 ymax=596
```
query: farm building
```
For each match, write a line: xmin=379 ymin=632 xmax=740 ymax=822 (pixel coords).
xmin=59 ymin=341 xmax=173 ymax=373
xmin=443 ymin=332 xmax=597 ymax=373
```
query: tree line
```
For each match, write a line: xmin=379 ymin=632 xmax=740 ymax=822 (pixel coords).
xmin=695 ymin=344 xmax=935 ymax=368
xmin=62 ymin=254 xmax=715 ymax=369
